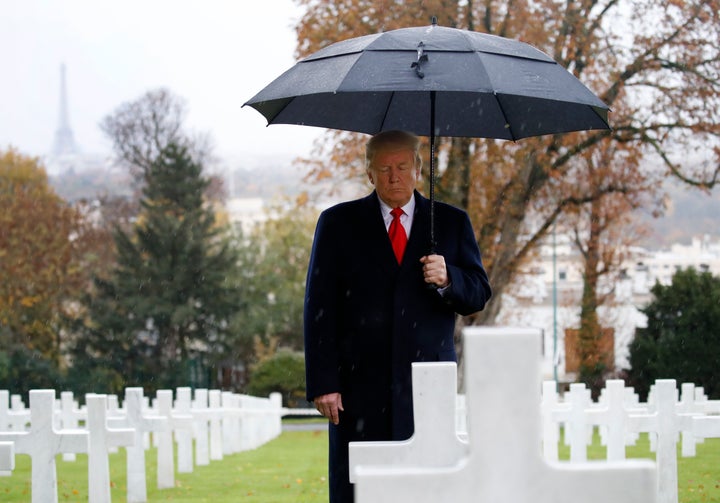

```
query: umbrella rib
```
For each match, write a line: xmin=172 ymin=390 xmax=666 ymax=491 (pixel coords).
xmin=590 ymin=105 xmax=612 ymax=131
xmin=378 ymin=91 xmax=395 ymax=133
xmin=493 ymin=92 xmax=517 ymax=141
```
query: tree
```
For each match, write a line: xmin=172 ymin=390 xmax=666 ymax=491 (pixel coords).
xmin=77 ymin=142 xmax=243 ymax=392
xmin=0 ymin=148 xmax=87 ymax=363
xmin=293 ymin=0 xmax=720 ymax=325
xmin=627 ymin=268 xmax=720 ymax=399
xmin=0 ymin=344 xmax=64 ymax=401
xmin=100 ymin=88 xmax=212 ymax=180
xmin=563 ymin=140 xmax=657 ymax=394
xmin=230 ymin=200 xmax=318 ymax=371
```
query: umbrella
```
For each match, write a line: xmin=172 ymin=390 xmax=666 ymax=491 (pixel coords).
xmin=244 ymin=18 xmax=610 ymax=249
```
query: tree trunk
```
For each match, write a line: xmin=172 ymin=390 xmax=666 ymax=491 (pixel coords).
xmin=577 ymin=198 xmax=606 ymax=398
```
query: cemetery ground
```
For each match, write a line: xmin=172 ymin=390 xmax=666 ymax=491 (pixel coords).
xmin=1 ymin=421 xmax=718 ymax=502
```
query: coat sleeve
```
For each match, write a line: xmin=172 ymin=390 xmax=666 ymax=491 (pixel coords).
xmin=442 ymin=211 xmax=492 ymax=316
xmin=303 ymin=211 xmax=342 ymax=402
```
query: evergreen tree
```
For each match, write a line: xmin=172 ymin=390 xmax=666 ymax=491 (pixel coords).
xmin=75 ymin=143 xmax=242 ymax=393
xmin=627 ymin=268 xmax=720 ymax=399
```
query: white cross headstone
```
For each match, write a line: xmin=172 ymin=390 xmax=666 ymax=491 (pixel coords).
xmin=208 ymin=390 xmax=224 ymax=461
xmin=628 ymin=379 xmax=694 ymax=503
xmin=59 ymin=391 xmax=86 ymax=461
xmin=155 ymin=389 xmax=193 ymax=489
xmin=455 ymin=393 xmax=468 ymax=437
xmin=106 ymin=394 xmax=123 ymax=454
xmin=174 ymin=387 xmax=194 ymax=473
xmin=191 ymin=388 xmax=211 ymax=466
xmin=693 ymin=387 xmax=707 ymax=446
xmin=221 ymin=391 xmax=241 ymax=455
xmin=0 ymin=390 xmax=11 ymax=431
xmin=700 ymin=389 xmax=720 ymax=414
xmin=0 ymin=389 xmax=88 ymax=503
xmin=155 ymin=390 xmax=177 ymax=489
xmin=678 ymin=383 xmax=698 ymax=457
xmin=85 ymin=394 xmax=135 ymax=503
xmin=354 ymin=327 xmax=657 ymax=503
xmin=690 ymin=384 xmax=720 ymax=441
xmin=0 ymin=390 xmax=29 ymax=431
xmin=190 ymin=389 xmax=226 ymax=466
xmin=269 ymin=392 xmax=283 ymax=439
xmin=0 ymin=441 xmax=14 ymax=474
xmin=122 ymin=387 xmax=169 ymax=503
xmin=541 ymin=380 xmax=566 ymax=462
xmin=558 ymin=383 xmax=594 ymax=462
xmin=586 ymin=380 xmax=637 ymax=461
xmin=692 ymin=415 xmax=720 ymax=438
xmin=237 ymin=394 xmax=279 ymax=449
xmin=349 ymin=362 xmax=468 ymax=482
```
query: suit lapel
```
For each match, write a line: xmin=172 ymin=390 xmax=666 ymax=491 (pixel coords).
xmin=404 ymin=191 xmax=431 ymax=263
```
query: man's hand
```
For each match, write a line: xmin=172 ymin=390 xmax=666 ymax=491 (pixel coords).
xmin=420 ymin=254 xmax=449 ymax=288
xmin=314 ymin=392 xmax=344 ymax=425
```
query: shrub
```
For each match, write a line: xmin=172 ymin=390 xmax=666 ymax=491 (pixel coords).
xmin=627 ymin=267 xmax=720 ymax=400
xmin=246 ymin=349 xmax=306 ymax=407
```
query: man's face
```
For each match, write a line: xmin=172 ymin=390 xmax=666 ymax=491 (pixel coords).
xmin=367 ymin=147 xmax=420 ymax=208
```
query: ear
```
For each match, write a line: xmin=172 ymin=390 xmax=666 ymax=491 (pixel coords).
xmin=367 ymin=170 xmax=375 ymax=185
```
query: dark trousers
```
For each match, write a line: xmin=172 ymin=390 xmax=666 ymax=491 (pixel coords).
xmin=327 ymin=407 xmax=407 ymax=503
xmin=329 ymin=422 xmax=354 ymax=503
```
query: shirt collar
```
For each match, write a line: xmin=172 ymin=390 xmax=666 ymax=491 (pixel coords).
xmin=378 ymin=192 xmax=415 ymax=219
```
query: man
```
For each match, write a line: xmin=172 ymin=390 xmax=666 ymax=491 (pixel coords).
xmin=304 ymin=130 xmax=491 ymax=502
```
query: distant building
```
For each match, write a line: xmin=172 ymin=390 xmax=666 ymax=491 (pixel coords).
xmin=44 ymin=64 xmax=110 ymax=176
xmin=52 ymin=63 xmax=79 ymax=157
xmin=498 ymin=233 xmax=720 ymax=381
xmin=225 ymin=197 xmax=268 ymax=234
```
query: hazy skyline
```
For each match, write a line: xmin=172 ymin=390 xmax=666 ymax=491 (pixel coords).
xmin=0 ymin=0 xmax=322 ymax=164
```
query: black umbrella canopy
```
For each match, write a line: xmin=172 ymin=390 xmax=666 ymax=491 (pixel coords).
xmin=245 ymin=20 xmax=610 ymax=254
xmin=245 ymin=22 xmax=610 ymax=141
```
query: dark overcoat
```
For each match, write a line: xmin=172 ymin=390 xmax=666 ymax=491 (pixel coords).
xmin=304 ymin=190 xmax=491 ymax=502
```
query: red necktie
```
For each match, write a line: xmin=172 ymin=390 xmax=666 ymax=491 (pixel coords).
xmin=389 ymin=207 xmax=407 ymax=264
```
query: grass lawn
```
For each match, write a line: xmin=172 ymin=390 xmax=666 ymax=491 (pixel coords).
xmin=0 ymin=428 xmax=328 ymax=502
xmin=558 ymin=429 xmax=720 ymax=503
xmin=0 ymin=424 xmax=718 ymax=502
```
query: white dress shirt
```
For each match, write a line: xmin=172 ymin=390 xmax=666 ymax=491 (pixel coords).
xmin=378 ymin=194 xmax=415 ymax=238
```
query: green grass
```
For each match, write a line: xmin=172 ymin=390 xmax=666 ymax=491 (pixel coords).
xmin=0 ymin=428 xmax=329 ymax=502
xmin=558 ymin=428 xmax=720 ymax=503
xmin=0 ymin=425 xmax=718 ymax=502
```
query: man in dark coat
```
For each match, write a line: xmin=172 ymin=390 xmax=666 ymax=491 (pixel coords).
xmin=304 ymin=130 xmax=492 ymax=503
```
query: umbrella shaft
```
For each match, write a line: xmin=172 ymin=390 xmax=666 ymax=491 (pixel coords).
xmin=429 ymin=90 xmax=436 ymax=254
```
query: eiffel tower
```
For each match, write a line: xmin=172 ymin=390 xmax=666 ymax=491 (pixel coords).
xmin=51 ymin=63 xmax=79 ymax=156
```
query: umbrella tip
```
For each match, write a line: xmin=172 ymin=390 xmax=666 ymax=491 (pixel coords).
xmin=431 ymin=16 xmax=438 ymax=26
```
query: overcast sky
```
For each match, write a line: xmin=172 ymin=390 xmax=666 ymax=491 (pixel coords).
xmin=0 ymin=0 xmax=322 ymax=165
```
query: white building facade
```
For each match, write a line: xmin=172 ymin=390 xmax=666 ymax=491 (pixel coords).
xmin=497 ymin=234 xmax=720 ymax=381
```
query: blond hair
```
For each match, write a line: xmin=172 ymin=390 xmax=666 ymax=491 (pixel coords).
xmin=365 ymin=130 xmax=423 ymax=171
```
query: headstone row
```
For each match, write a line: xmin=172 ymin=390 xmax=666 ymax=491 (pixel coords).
xmin=348 ymin=327 xmax=717 ymax=503
xmin=0 ymin=387 xmax=284 ymax=503
xmin=541 ymin=378 xmax=720 ymax=503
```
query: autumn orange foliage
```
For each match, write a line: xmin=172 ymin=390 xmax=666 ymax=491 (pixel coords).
xmin=0 ymin=149 xmax=87 ymax=360
xmin=291 ymin=0 xmax=719 ymax=332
